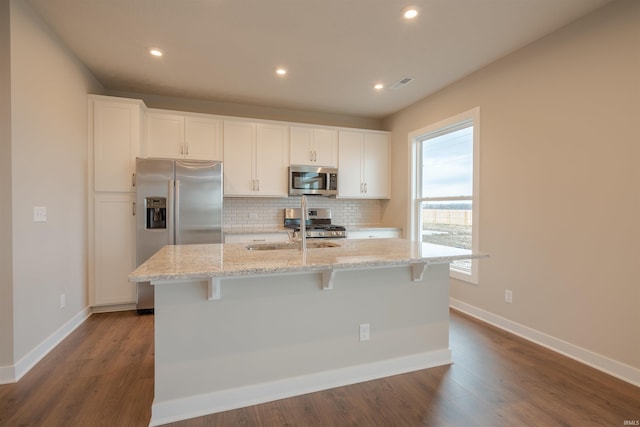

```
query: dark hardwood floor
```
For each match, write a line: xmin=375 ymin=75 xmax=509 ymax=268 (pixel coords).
xmin=1 ymin=309 xmax=638 ymax=426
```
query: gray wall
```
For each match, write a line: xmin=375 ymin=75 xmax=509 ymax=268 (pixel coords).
xmin=108 ymin=89 xmax=384 ymax=131
xmin=383 ymin=0 xmax=640 ymax=371
xmin=6 ymin=0 xmax=103 ymax=369
xmin=0 ymin=0 xmax=14 ymax=368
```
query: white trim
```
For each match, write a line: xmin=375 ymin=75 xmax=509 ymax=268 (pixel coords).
xmin=450 ymin=298 xmax=640 ymax=388
xmin=408 ymin=107 xmax=480 ymax=284
xmin=0 ymin=308 xmax=91 ymax=384
xmin=149 ymin=349 xmax=452 ymax=426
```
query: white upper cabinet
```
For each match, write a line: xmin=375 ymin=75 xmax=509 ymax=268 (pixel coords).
xmin=290 ymin=126 xmax=338 ymax=167
xmin=338 ymin=130 xmax=390 ymax=199
xmin=91 ymin=95 xmax=144 ymax=192
xmin=223 ymin=120 xmax=289 ymax=197
xmin=146 ymin=110 xmax=222 ymax=161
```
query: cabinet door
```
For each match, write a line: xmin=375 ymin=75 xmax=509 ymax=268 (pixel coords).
xmin=225 ymin=232 xmax=290 ymax=244
xmin=256 ymin=123 xmax=289 ymax=196
xmin=290 ymin=127 xmax=337 ymax=167
xmin=146 ymin=112 xmax=185 ymax=158
xmin=223 ymin=120 xmax=256 ymax=195
xmin=290 ymin=127 xmax=314 ymax=165
xmin=185 ymin=116 xmax=223 ymax=161
xmin=93 ymin=99 xmax=141 ymax=192
xmin=312 ymin=128 xmax=338 ymax=167
xmin=347 ymin=229 xmax=400 ymax=239
xmin=363 ymin=133 xmax=390 ymax=199
xmin=338 ymin=130 xmax=364 ymax=198
xmin=93 ymin=193 xmax=136 ymax=305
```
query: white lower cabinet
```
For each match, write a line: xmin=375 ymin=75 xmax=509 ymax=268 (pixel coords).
xmin=92 ymin=193 xmax=136 ymax=306
xmin=347 ymin=229 xmax=401 ymax=239
xmin=224 ymin=232 xmax=290 ymax=244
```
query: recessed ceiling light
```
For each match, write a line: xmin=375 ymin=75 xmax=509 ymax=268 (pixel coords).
xmin=373 ymin=83 xmax=384 ymax=91
xmin=403 ymin=7 xmax=419 ymax=20
xmin=275 ymin=67 xmax=288 ymax=76
xmin=149 ymin=48 xmax=164 ymax=57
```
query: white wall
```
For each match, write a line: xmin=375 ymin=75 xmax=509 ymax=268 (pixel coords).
xmin=384 ymin=0 xmax=639 ymax=373
xmin=8 ymin=0 xmax=102 ymax=367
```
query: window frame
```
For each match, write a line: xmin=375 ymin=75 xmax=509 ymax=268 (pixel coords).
xmin=408 ymin=107 xmax=480 ymax=284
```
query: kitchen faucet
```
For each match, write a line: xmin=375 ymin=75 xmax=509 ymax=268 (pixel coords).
xmin=300 ymin=195 xmax=307 ymax=252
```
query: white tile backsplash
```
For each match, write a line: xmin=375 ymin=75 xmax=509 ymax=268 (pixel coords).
xmin=224 ymin=197 xmax=382 ymax=231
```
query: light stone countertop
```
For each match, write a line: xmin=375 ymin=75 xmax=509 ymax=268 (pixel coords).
xmin=129 ymin=238 xmax=487 ymax=283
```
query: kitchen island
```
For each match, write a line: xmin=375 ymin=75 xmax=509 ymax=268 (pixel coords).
xmin=129 ymin=239 xmax=486 ymax=426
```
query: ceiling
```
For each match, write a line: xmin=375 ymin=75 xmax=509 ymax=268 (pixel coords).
xmin=26 ymin=0 xmax=613 ymax=119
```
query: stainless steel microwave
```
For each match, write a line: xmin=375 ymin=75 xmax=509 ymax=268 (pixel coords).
xmin=289 ymin=165 xmax=338 ymax=196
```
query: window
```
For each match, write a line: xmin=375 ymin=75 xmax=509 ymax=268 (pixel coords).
xmin=409 ymin=107 xmax=480 ymax=283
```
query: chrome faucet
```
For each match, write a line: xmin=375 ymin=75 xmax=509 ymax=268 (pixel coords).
xmin=300 ymin=195 xmax=307 ymax=252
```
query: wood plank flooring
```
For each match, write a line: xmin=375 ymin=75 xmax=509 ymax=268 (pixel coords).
xmin=0 ymin=309 xmax=638 ymax=426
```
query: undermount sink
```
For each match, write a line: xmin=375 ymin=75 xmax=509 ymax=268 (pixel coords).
xmin=245 ymin=241 xmax=341 ymax=251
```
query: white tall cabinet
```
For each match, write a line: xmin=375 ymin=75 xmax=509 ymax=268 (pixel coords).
xmin=338 ymin=130 xmax=390 ymax=199
xmin=223 ymin=120 xmax=289 ymax=197
xmin=88 ymin=95 xmax=144 ymax=308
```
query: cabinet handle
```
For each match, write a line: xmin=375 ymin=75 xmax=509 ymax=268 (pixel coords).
xmin=185 ymin=142 xmax=189 ymax=155
xmin=309 ymin=151 xmax=313 ymax=162
xmin=364 ymin=182 xmax=368 ymax=193
xmin=132 ymin=173 xmax=136 ymax=188
xmin=256 ymin=179 xmax=260 ymax=191
xmin=132 ymin=202 xmax=136 ymax=216
xmin=313 ymin=151 xmax=317 ymax=161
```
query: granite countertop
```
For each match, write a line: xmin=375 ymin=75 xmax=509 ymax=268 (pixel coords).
xmin=222 ymin=226 xmax=401 ymax=234
xmin=129 ymin=238 xmax=486 ymax=283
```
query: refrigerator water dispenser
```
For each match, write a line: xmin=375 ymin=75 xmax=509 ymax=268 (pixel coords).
xmin=145 ymin=197 xmax=166 ymax=229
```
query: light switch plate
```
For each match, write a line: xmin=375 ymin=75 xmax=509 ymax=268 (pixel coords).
xmin=33 ymin=206 xmax=47 ymax=222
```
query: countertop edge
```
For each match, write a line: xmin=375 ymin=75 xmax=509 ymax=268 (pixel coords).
xmin=129 ymin=252 xmax=489 ymax=283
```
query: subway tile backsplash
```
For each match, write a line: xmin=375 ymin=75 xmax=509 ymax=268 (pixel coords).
xmin=223 ymin=197 xmax=382 ymax=231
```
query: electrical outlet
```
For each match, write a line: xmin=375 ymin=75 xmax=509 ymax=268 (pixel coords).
xmin=59 ymin=293 xmax=66 ymax=308
xmin=33 ymin=206 xmax=47 ymax=222
xmin=359 ymin=323 xmax=370 ymax=341
xmin=505 ymin=289 xmax=513 ymax=304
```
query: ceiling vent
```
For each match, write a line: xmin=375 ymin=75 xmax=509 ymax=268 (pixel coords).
xmin=390 ymin=76 xmax=415 ymax=90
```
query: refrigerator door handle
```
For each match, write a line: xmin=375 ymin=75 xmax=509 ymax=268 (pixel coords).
xmin=174 ymin=179 xmax=181 ymax=244
xmin=169 ymin=179 xmax=176 ymax=244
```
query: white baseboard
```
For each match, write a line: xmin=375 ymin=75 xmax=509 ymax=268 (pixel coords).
xmin=0 ymin=307 xmax=91 ymax=385
xmin=150 ymin=349 xmax=451 ymax=426
xmin=449 ymin=298 xmax=640 ymax=388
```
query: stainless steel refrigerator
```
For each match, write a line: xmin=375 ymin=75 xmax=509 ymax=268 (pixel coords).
xmin=135 ymin=158 xmax=223 ymax=313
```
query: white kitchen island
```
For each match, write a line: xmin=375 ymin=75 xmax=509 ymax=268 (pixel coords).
xmin=129 ymin=239 xmax=486 ymax=426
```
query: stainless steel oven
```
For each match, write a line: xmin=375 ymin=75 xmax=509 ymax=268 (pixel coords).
xmin=284 ymin=208 xmax=347 ymax=238
xmin=289 ymin=165 xmax=338 ymax=196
